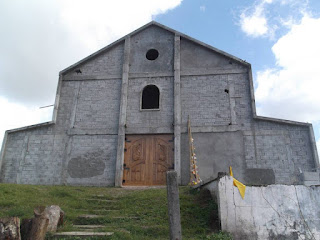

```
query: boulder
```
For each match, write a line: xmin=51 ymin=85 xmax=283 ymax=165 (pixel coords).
xmin=43 ymin=205 xmax=64 ymax=232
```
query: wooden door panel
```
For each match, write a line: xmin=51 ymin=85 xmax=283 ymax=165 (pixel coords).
xmin=153 ymin=136 xmax=174 ymax=185
xmin=123 ymin=136 xmax=146 ymax=185
xmin=123 ymin=134 xmax=173 ymax=186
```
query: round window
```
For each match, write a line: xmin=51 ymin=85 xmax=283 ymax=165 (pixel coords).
xmin=146 ymin=49 xmax=159 ymax=60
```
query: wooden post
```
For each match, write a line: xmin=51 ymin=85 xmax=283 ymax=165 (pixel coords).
xmin=188 ymin=117 xmax=192 ymax=184
xmin=115 ymin=37 xmax=130 ymax=187
xmin=27 ymin=206 xmax=49 ymax=240
xmin=166 ymin=171 xmax=182 ymax=240
xmin=0 ymin=217 xmax=21 ymax=240
xmin=174 ymin=34 xmax=182 ymax=184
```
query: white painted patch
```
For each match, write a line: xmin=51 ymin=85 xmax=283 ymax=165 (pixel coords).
xmin=208 ymin=176 xmax=320 ymax=239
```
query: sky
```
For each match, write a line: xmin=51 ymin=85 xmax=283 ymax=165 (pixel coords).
xmin=0 ymin=0 xmax=319 ymax=157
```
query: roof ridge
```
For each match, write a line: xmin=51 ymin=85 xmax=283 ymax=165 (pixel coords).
xmin=60 ymin=21 xmax=249 ymax=75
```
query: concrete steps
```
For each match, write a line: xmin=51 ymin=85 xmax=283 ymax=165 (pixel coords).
xmin=77 ymin=214 xmax=139 ymax=220
xmin=53 ymin=231 xmax=113 ymax=238
xmin=76 ymin=209 xmax=120 ymax=213
xmin=53 ymin=194 xmax=137 ymax=238
xmin=83 ymin=198 xmax=116 ymax=202
xmin=78 ymin=214 xmax=102 ymax=219
xmin=72 ymin=224 xmax=105 ymax=232
xmin=73 ymin=225 xmax=105 ymax=229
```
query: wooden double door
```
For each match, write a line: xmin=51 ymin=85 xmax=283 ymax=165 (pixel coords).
xmin=123 ymin=134 xmax=174 ymax=186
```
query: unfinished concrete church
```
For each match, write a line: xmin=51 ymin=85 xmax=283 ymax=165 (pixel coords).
xmin=0 ymin=22 xmax=319 ymax=187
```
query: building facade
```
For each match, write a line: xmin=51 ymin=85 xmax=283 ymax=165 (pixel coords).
xmin=0 ymin=22 xmax=319 ymax=186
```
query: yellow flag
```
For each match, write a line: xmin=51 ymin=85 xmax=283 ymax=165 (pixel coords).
xmin=229 ymin=166 xmax=246 ymax=199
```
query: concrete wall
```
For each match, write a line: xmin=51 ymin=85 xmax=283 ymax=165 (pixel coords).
xmin=129 ymin=25 xmax=174 ymax=74
xmin=64 ymin=43 xmax=124 ymax=78
xmin=181 ymin=131 xmax=246 ymax=185
xmin=181 ymin=75 xmax=231 ymax=126
xmin=180 ymin=38 xmax=246 ymax=74
xmin=206 ymin=176 xmax=320 ymax=240
xmin=179 ymin=37 xmax=317 ymax=185
xmin=0 ymin=23 xmax=318 ymax=186
xmin=126 ymin=77 xmax=174 ymax=134
xmin=244 ymin=121 xmax=316 ymax=185
xmin=0 ymin=125 xmax=65 ymax=185
xmin=0 ymin=40 xmax=125 ymax=186
xmin=72 ymin=79 xmax=121 ymax=131
xmin=64 ymin=135 xmax=117 ymax=186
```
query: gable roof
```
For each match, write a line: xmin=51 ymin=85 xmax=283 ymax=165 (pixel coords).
xmin=60 ymin=21 xmax=250 ymax=75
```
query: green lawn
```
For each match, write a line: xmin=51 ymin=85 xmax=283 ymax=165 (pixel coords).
xmin=0 ymin=184 xmax=231 ymax=240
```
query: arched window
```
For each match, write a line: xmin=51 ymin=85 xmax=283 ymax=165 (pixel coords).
xmin=141 ymin=85 xmax=160 ymax=110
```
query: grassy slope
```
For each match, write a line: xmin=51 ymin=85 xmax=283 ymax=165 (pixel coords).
xmin=0 ymin=184 xmax=231 ymax=240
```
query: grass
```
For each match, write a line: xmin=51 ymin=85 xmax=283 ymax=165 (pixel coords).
xmin=0 ymin=184 xmax=232 ymax=240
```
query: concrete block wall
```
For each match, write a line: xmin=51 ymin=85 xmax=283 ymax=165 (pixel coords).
xmin=0 ymin=131 xmax=26 ymax=183
xmin=57 ymin=41 xmax=123 ymax=185
xmin=126 ymin=76 xmax=174 ymax=134
xmin=244 ymin=121 xmax=316 ymax=184
xmin=55 ymin=81 xmax=79 ymax=132
xmin=73 ymin=79 xmax=121 ymax=131
xmin=180 ymin=131 xmax=246 ymax=185
xmin=64 ymin=43 xmax=124 ymax=78
xmin=0 ymin=125 xmax=65 ymax=185
xmin=0 ymin=39 xmax=125 ymax=186
xmin=229 ymin=73 xmax=253 ymax=129
xmin=180 ymin=38 xmax=246 ymax=72
xmin=181 ymin=75 xmax=231 ymax=126
xmin=57 ymin=41 xmax=123 ymax=186
xmin=129 ymin=25 xmax=174 ymax=74
xmin=64 ymin=135 xmax=118 ymax=186
xmin=179 ymin=35 xmax=317 ymax=185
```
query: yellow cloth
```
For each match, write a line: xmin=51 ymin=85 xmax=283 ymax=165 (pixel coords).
xmin=229 ymin=166 xmax=246 ymax=199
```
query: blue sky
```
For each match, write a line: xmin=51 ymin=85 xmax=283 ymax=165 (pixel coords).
xmin=0 ymin=0 xmax=319 ymax=155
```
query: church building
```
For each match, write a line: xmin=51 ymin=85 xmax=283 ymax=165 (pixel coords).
xmin=0 ymin=22 xmax=319 ymax=186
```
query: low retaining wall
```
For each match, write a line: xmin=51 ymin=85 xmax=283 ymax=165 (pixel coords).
xmin=204 ymin=176 xmax=320 ymax=240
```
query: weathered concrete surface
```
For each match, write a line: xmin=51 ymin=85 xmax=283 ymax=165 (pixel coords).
xmin=244 ymin=168 xmax=275 ymax=185
xmin=115 ymin=37 xmax=130 ymax=187
xmin=166 ymin=171 xmax=182 ymax=240
xmin=207 ymin=176 xmax=320 ymax=240
xmin=181 ymin=131 xmax=245 ymax=185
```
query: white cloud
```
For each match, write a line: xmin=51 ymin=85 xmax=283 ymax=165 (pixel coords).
xmin=239 ymin=0 xmax=309 ymax=38
xmin=0 ymin=97 xmax=52 ymax=145
xmin=239 ymin=1 xmax=270 ymax=37
xmin=0 ymin=0 xmax=182 ymax=105
xmin=59 ymin=0 xmax=183 ymax=51
xmin=200 ymin=5 xmax=206 ymax=12
xmin=255 ymin=15 xmax=320 ymax=122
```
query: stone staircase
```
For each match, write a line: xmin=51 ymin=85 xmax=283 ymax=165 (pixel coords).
xmin=52 ymin=194 xmax=138 ymax=239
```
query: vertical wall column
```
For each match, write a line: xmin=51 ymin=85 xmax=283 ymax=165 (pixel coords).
xmin=227 ymin=75 xmax=237 ymax=125
xmin=0 ymin=131 xmax=8 ymax=178
xmin=174 ymin=34 xmax=182 ymax=184
xmin=16 ymin=134 xmax=30 ymax=184
xmin=52 ymin=75 xmax=63 ymax=123
xmin=309 ymin=125 xmax=320 ymax=169
xmin=61 ymin=78 xmax=81 ymax=184
xmin=115 ymin=37 xmax=130 ymax=187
